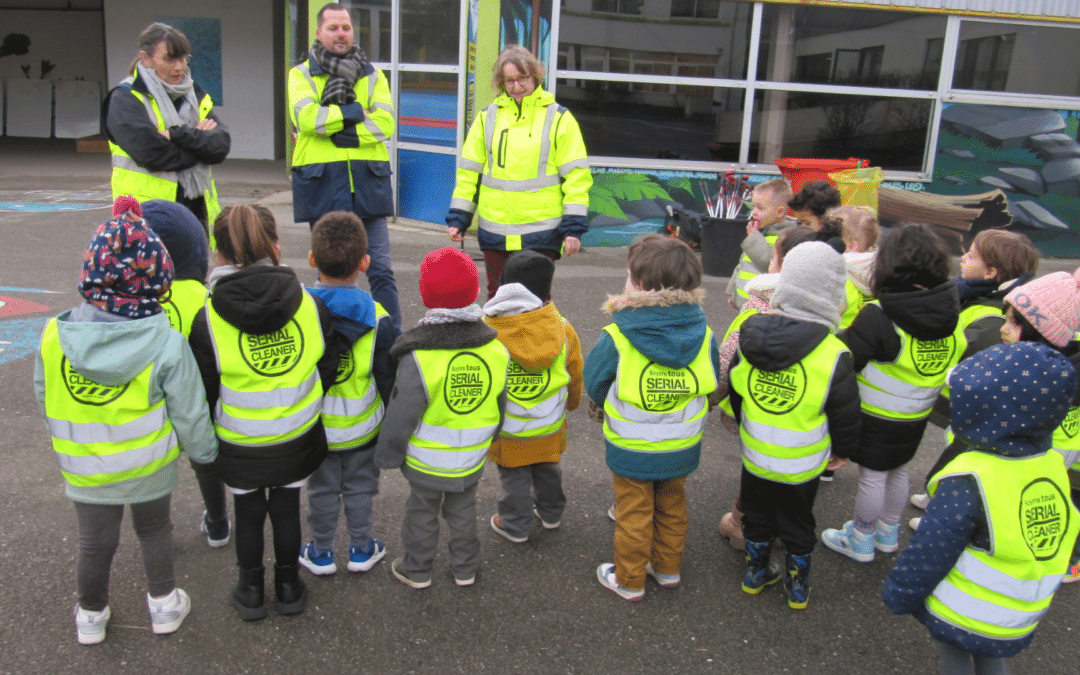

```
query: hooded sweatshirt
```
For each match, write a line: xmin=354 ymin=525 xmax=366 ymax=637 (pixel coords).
xmin=34 ymin=305 xmax=217 ymax=505
xmin=483 ymin=283 xmax=584 ymax=467
xmin=584 ymin=288 xmax=720 ymax=480
xmin=841 ymin=280 xmax=963 ymax=471
xmin=188 ymin=262 xmax=337 ymax=489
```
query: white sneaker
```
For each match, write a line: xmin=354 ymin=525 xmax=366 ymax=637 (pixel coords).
xmin=596 ymin=563 xmax=644 ymax=601
xmin=148 ymin=588 xmax=191 ymax=635
xmin=75 ymin=605 xmax=110 ymax=645
xmin=909 ymin=516 xmax=922 ymax=531
xmin=607 ymin=505 xmax=616 ymax=522
xmin=910 ymin=493 xmax=930 ymax=510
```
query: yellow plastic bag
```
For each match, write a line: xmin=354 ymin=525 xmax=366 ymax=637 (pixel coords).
xmin=829 ymin=166 xmax=883 ymax=211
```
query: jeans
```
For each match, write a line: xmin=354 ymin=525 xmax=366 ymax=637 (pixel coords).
xmin=363 ymin=217 xmax=401 ymax=330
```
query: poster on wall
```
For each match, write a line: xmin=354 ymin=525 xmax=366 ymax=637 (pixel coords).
xmin=156 ymin=16 xmax=223 ymax=105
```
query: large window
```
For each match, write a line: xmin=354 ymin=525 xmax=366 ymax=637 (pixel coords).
xmin=953 ymin=21 xmax=1080 ymax=96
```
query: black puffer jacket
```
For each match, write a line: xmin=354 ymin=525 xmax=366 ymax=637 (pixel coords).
xmin=840 ymin=281 xmax=961 ymax=471
xmin=189 ymin=264 xmax=338 ymax=490
xmin=727 ymin=313 xmax=861 ymax=463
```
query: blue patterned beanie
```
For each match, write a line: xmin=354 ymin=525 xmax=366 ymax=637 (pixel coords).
xmin=78 ymin=197 xmax=175 ymax=318
xmin=950 ymin=342 xmax=1077 ymax=455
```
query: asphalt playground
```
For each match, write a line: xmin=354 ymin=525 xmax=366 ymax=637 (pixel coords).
xmin=1 ymin=138 xmax=1078 ymax=675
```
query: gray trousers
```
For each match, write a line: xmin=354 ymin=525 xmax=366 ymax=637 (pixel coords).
xmin=939 ymin=643 xmax=1007 ymax=675
xmin=496 ymin=462 xmax=565 ymax=538
xmin=74 ymin=495 xmax=174 ymax=611
xmin=305 ymin=448 xmax=380 ymax=551
xmin=401 ymin=482 xmax=479 ymax=582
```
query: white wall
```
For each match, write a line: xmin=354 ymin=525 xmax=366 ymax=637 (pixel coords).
xmin=103 ymin=0 xmax=277 ymax=159
xmin=0 ymin=10 xmax=106 ymax=82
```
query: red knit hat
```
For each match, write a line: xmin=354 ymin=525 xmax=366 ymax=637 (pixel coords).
xmin=419 ymin=247 xmax=479 ymax=309
xmin=1004 ymin=269 xmax=1080 ymax=348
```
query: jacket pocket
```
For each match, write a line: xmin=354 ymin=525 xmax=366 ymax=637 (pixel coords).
xmin=351 ymin=160 xmax=394 ymax=219
xmin=291 ymin=163 xmax=348 ymax=223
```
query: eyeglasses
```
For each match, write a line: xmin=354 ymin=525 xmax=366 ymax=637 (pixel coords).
xmin=504 ymin=75 xmax=532 ymax=88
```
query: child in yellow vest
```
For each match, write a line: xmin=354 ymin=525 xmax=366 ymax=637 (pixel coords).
xmin=725 ymin=178 xmax=796 ymax=310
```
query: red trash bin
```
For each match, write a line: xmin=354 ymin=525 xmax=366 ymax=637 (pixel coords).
xmin=774 ymin=157 xmax=867 ymax=193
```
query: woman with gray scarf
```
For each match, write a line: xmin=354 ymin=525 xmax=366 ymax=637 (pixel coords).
xmin=104 ymin=23 xmax=231 ymax=229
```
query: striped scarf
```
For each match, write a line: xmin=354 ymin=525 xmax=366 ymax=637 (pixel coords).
xmin=309 ymin=40 xmax=366 ymax=105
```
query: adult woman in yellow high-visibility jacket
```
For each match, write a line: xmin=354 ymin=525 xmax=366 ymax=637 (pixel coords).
xmin=446 ymin=45 xmax=592 ymax=300
xmin=104 ymin=23 xmax=230 ymax=227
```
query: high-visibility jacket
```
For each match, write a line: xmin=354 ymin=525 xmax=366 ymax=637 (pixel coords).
xmin=858 ymin=304 xmax=967 ymax=421
xmin=405 ymin=342 xmax=510 ymax=479
xmin=501 ymin=338 xmax=572 ymax=440
xmin=729 ymin=334 xmax=849 ymax=483
xmin=602 ymin=325 xmax=716 ymax=453
xmin=109 ymin=77 xmax=221 ymax=224
xmin=941 ymin=304 xmax=1003 ymax=401
xmin=322 ymin=304 xmax=388 ymax=450
xmin=40 ymin=319 xmax=179 ymax=488
xmin=926 ymin=451 xmax=1079 ymax=641
xmin=1052 ymin=406 xmax=1080 ymax=469
xmin=730 ymin=234 xmax=778 ymax=307
xmin=450 ymin=87 xmax=591 ymax=253
xmin=839 ymin=279 xmax=869 ymax=330
xmin=205 ymin=291 xmax=325 ymax=447
xmin=161 ymin=278 xmax=208 ymax=339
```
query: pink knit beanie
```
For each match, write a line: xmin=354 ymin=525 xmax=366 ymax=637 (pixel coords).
xmin=1004 ymin=269 xmax=1080 ymax=348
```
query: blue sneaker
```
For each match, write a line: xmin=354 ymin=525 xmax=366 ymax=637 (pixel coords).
xmin=347 ymin=538 xmax=386 ymax=573
xmin=875 ymin=521 xmax=900 ymax=553
xmin=298 ymin=541 xmax=336 ymax=575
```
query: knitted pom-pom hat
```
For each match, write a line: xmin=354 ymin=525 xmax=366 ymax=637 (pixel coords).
xmin=1003 ymin=269 xmax=1080 ymax=348
xmin=78 ymin=196 xmax=174 ymax=318
xmin=419 ymin=246 xmax=479 ymax=309
xmin=950 ymin=341 xmax=1077 ymax=455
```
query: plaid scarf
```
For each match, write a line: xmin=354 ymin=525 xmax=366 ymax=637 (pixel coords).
xmin=309 ymin=40 xmax=367 ymax=105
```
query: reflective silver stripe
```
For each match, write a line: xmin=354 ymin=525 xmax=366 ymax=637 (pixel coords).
xmin=110 ymin=154 xmax=178 ymax=182
xmin=55 ymin=431 xmax=177 ymax=477
xmin=323 ymin=381 xmax=378 ymax=417
xmin=367 ymin=74 xmax=376 ymax=105
xmin=478 ymin=215 xmax=561 ymax=236
xmin=325 ymin=406 xmax=384 ymax=445
xmin=859 ymin=381 xmax=936 ymax=415
xmin=563 ymin=204 xmax=588 ymax=217
xmin=406 ymin=445 xmax=488 ymax=472
xmin=371 ymin=102 xmax=394 ymax=114
xmin=607 ymin=414 xmax=706 ymax=445
xmin=480 ymin=174 xmax=561 ymax=191
xmin=450 ymin=197 xmax=476 ymax=213
xmin=362 ymin=116 xmax=388 ymax=142
xmin=1056 ymin=448 xmax=1080 ymax=467
xmin=953 ymin=551 xmax=1061 ymax=603
xmin=137 ymin=95 xmax=157 ymax=123
xmin=931 ymin=579 xmax=1047 ymax=629
xmin=298 ymin=63 xmax=316 ymax=91
xmin=608 ymin=394 xmax=706 ymax=425
xmin=413 ymin=421 xmax=498 ymax=448
xmin=558 ymin=157 xmax=590 ymax=175
xmin=503 ymin=388 xmax=568 ymax=434
xmin=219 ymin=372 xmax=318 ymax=410
xmin=458 ymin=157 xmax=484 ymax=172
xmin=314 ymin=106 xmax=330 ymax=136
xmin=293 ymin=96 xmax=316 ymax=122
xmin=741 ymin=415 xmax=828 ymax=448
xmin=484 ymin=104 xmax=498 ymax=177
xmin=741 ymin=442 xmax=831 ymax=476
xmin=536 ymin=105 xmax=558 ymax=177
xmin=47 ymin=406 xmax=168 ymax=445
xmin=216 ymin=398 xmax=322 ymax=438
xmin=862 ymin=363 xmax=939 ymax=402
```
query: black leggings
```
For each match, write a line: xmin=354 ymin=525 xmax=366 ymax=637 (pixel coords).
xmin=233 ymin=487 xmax=301 ymax=570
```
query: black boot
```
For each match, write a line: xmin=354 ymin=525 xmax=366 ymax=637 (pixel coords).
xmin=232 ymin=566 xmax=267 ymax=621
xmin=274 ymin=563 xmax=307 ymax=615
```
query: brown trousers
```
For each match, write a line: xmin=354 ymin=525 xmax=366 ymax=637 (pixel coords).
xmin=612 ymin=474 xmax=688 ymax=590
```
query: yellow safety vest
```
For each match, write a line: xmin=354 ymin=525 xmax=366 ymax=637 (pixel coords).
xmin=109 ymin=77 xmax=221 ymax=224
xmin=500 ymin=334 xmax=572 ymax=440
xmin=729 ymin=334 xmax=849 ymax=484
xmin=839 ymin=279 xmax=868 ymax=330
xmin=40 ymin=319 xmax=179 ymax=488
xmin=205 ymin=291 xmax=324 ymax=446
xmin=1052 ymin=406 xmax=1080 ymax=470
xmin=405 ymin=342 xmax=510 ymax=479
xmin=926 ymin=451 xmax=1079 ymax=641
xmin=161 ymin=278 xmax=208 ymax=339
xmin=602 ymin=325 xmax=716 ymax=452
xmin=858 ymin=304 xmax=967 ymax=421
xmin=731 ymin=234 xmax=778 ymax=306
xmin=321 ymin=304 xmax=388 ymax=450
xmin=941 ymin=304 xmax=1004 ymax=400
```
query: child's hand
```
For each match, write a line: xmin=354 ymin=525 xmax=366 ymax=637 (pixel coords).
xmin=588 ymin=400 xmax=604 ymax=423
xmin=746 ymin=221 xmax=762 ymax=236
xmin=826 ymin=455 xmax=848 ymax=471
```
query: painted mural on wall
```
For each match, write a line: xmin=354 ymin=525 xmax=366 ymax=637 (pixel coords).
xmin=156 ymin=16 xmax=223 ymax=105
xmin=582 ymin=103 xmax=1080 ymax=258
xmin=499 ymin=0 xmax=552 ymax=64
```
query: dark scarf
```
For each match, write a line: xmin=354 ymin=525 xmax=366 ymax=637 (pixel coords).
xmin=309 ymin=40 xmax=367 ymax=105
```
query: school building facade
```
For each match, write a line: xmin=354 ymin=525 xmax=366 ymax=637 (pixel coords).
xmin=2 ymin=1 xmax=1079 ymax=253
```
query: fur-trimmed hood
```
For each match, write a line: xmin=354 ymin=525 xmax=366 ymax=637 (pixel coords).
xmin=601 ymin=288 xmax=708 ymax=369
xmin=390 ymin=319 xmax=498 ymax=359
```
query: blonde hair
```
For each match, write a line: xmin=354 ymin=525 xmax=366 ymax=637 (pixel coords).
xmin=753 ymin=179 xmax=793 ymax=208
xmin=491 ymin=45 xmax=544 ymax=95
xmin=829 ymin=205 xmax=879 ymax=252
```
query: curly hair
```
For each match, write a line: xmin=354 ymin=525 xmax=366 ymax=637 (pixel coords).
xmin=788 ymin=180 xmax=842 ymax=218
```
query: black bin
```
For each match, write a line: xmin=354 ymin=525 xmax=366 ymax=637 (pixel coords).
xmin=700 ymin=218 xmax=747 ymax=277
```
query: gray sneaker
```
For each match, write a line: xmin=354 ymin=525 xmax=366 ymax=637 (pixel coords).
xmin=149 ymin=588 xmax=191 ymax=635
xmin=75 ymin=605 xmax=110 ymax=645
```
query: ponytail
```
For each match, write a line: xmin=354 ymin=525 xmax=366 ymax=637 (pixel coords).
xmin=213 ymin=204 xmax=279 ymax=267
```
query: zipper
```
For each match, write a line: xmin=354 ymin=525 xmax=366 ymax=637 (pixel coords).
xmin=497 ymin=129 xmax=508 ymax=169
